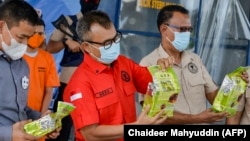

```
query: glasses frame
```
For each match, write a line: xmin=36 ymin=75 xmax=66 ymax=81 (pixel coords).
xmin=164 ymin=23 xmax=193 ymax=32
xmin=85 ymin=31 xmax=122 ymax=49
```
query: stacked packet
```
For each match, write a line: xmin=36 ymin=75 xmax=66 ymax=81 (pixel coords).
xmin=212 ymin=66 xmax=249 ymax=117
xmin=24 ymin=101 xmax=75 ymax=137
xmin=143 ymin=65 xmax=180 ymax=117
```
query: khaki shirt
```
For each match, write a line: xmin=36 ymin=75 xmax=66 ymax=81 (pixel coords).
xmin=236 ymin=69 xmax=250 ymax=124
xmin=50 ymin=12 xmax=83 ymax=83
xmin=138 ymin=44 xmax=218 ymax=116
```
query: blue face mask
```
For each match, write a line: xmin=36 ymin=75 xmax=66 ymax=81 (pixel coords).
xmin=90 ymin=42 xmax=120 ymax=64
xmin=170 ymin=31 xmax=191 ymax=52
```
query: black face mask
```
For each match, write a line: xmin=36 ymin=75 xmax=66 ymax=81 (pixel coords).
xmin=80 ymin=0 xmax=100 ymax=14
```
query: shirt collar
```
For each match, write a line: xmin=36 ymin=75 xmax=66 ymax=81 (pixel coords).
xmin=159 ymin=44 xmax=169 ymax=58
xmin=181 ymin=51 xmax=195 ymax=67
xmin=84 ymin=53 xmax=112 ymax=74
xmin=158 ymin=44 xmax=195 ymax=67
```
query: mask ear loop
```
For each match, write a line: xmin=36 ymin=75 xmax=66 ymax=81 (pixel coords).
xmin=0 ymin=24 xmax=11 ymax=47
xmin=165 ymin=26 xmax=176 ymax=46
xmin=4 ymin=22 xmax=13 ymax=39
xmin=165 ymin=32 xmax=174 ymax=46
xmin=164 ymin=26 xmax=177 ymax=64
xmin=166 ymin=25 xmax=174 ymax=33
xmin=87 ymin=42 xmax=99 ymax=50
xmin=79 ymin=43 xmax=84 ymax=53
xmin=83 ymin=42 xmax=98 ymax=58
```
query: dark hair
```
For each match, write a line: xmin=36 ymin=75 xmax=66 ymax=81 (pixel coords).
xmin=0 ymin=0 xmax=39 ymax=28
xmin=157 ymin=5 xmax=189 ymax=31
xmin=80 ymin=0 xmax=100 ymax=14
xmin=77 ymin=10 xmax=112 ymax=41
xmin=37 ymin=18 xmax=45 ymax=28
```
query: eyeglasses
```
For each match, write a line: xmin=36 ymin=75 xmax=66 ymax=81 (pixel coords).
xmin=164 ymin=23 xmax=193 ymax=32
xmin=85 ymin=31 xmax=122 ymax=49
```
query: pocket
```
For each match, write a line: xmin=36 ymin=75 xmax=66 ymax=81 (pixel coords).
xmin=95 ymin=92 xmax=118 ymax=109
xmin=186 ymin=76 xmax=207 ymax=106
xmin=123 ymin=84 xmax=136 ymax=96
xmin=123 ymin=85 xmax=137 ymax=115
xmin=95 ymin=93 xmax=121 ymax=123
xmin=188 ymin=76 xmax=206 ymax=87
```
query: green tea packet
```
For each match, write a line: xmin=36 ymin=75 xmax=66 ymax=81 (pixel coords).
xmin=212 ymin=66 xmax=249 ymax=117
xmin=24 ymin=101 xmax=75 ymax=137
xmin=143 ymin=65 xmax=180 ymax=117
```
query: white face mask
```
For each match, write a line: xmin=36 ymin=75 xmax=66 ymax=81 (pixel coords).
xmin=89 ymin=42 xmax=120 ymax=64
xmin=167 ymin=27 xmax=191 ymax=52
xmin=0 ymin=23 xmax=27 ymax=60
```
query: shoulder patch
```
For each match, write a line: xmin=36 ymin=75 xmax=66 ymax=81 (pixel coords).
xmin=70 ymin=90 xmax=83 ymax=102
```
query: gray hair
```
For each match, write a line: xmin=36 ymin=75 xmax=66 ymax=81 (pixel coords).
xmin=76 ymin=10 xmax=112 ymax=41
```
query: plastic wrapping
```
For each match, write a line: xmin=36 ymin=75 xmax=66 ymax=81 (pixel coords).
xmin=212 ymin=66 xmax=249 ymax=116
xmin=24 ymin=101 xmax=75 ymax=137
xmin=142 ymin=65 xmax=180 ymax=117
xmin=197 ymin=0 xmax=250 ymax=85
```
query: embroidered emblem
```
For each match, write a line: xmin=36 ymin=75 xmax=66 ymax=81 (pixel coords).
xmin=188 ymin=62 xmax=198 ymax=74
xmin=121 ymin=71 xmax=130 ymax=82
xmin=70 ymin=89 xmax=83 ymax=101
xmin=22 ymin=76 xmax=29 ymax=89
xmin=70 ymin=92 xmax=82 ymax=101
xmin=95 ymin=88 xmax=113 ymax=98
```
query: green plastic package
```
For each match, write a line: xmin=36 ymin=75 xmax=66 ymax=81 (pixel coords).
xmin=212 ymin=66 xmax=249 ymax=117
xmin=24 ymin=101 xmax=75 ymax=137
xmin=142 ymin=65 xmax=180 ymax=117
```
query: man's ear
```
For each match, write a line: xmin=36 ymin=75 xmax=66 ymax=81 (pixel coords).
xmin=81 ymin=42 xmax=90 ymax=53
xmin=160 ymin=24 xmax=167 ymax=33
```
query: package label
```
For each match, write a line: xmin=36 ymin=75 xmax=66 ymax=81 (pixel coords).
xmin=143 ymin=65 xmax=180 ymax=117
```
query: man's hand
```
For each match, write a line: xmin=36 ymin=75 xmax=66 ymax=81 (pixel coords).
xmin=66 ymin=39 xmax=81 ymax=53
xmin=12 ymin=120 xmax=40 ymax=141
xmin=136 ymin=105 xmax=168 ymax=125
xmin=40 ymin=110 xmax=52 ymax=118
xmin=196 ymin=109 xmax=228 ymax=123
xmin=241 ymin=71 xmax=249 ymax=84
xmin=45 ymin=127 xmax=61 ymax=139
xmin=156 ymin=56 xmax=175 ymax=71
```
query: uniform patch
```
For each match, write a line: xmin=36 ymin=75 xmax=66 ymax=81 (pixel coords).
xmin=70 ymin=92 xmax=82 ymax=101
xmin=188 ymin=62 xmax=198 ymax=74
xmin=22 ymin=76 xmax=29 ymax=89
xmin=121 ymin=70 xmax=130 ymax=82
xmin=95 ymin=88 xmax=113 ymax=98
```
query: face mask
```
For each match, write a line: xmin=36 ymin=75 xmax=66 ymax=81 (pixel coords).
xmin=90 ymin=42 xmax=120 ymax=64
xmin=167 ymin=28 xmax=191 ymax=52
xmin=28 ymin=33 xmax=45 ymax=48
xmin=0 ymin=24 xmax=27 ymax=60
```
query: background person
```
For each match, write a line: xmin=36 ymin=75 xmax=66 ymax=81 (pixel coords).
xmin=63 ymin=10 xmax=175 ymax=141
xmin=226 ymin=69 xmax=250 ymax=124
xmin=46 ymin=0 xmax=101 ymax=141
xmin=23 ymin=18 xmax=60 ymax=115
xmin=138 ymin=4 xmax=229 ymax=124
xmin=0 ymin=0 xmax=60 ymax=140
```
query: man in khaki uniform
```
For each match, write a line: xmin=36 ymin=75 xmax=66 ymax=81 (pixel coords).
xmin=226 ymin=69 xmax=250 ymax=124
xmin=138 ymin=5 xmax=228 ymax=124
